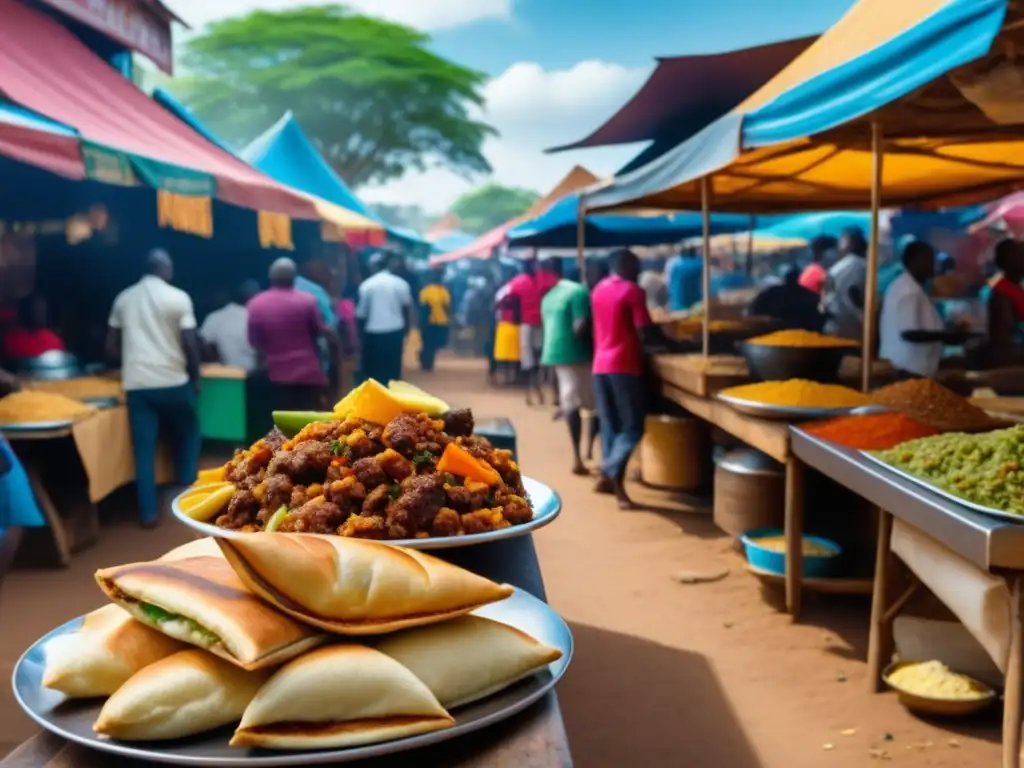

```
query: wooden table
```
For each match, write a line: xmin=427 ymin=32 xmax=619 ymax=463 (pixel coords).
xmin=654 ymin=355 xmax=873 ymax=620
xmin=790 ymin=427 xmax=1024 ymax=768
xmin=1 ymin=535 xmax=574 ymax=767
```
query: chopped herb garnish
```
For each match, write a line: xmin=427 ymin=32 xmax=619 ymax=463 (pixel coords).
xmin=486 ymin=489 xmax=496 ymax=506
xmin=329 ymin=440 xmax=352 ymax=458
xmin=388 ymin=484 xmax=402 ymax=500
xmin=413 ymin=451 xmax=434 ymax=466
xmin=443 ymin=473 xmax=455 ymax=484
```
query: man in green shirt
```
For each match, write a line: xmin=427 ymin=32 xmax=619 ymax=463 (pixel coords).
xmin=540 ymin=259 xmax=598 ymax=476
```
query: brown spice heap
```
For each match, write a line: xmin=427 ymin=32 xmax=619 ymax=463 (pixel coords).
xmin=804 ymin=412 xmax=939 ymax=450
xmin=872 ymin=378 xmax=998 ymax=432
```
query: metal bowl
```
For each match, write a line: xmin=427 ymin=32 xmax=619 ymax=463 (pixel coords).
xmin=739 ymin=341 xmax=850 ymax=383
xmin=882 ymin=661 xmax=997 ymax=717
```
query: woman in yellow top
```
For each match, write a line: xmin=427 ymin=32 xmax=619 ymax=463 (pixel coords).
xmin=418 ymin=269 xmax=452 ymax=371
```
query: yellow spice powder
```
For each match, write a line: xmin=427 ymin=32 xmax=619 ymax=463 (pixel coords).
xmin=721 ymin=379 xmax=872 ymax=408
xmin=746 ymin=329 xmax=859 ymax=348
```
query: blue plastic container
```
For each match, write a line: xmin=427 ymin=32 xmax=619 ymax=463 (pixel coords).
xmin=740 ymin=528 xmax=841 ymax=578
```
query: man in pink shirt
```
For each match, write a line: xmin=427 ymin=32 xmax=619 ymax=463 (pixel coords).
xmin=591 ymin=249 xmax=658 ymax=507
xmin=502 ymin=258 xmax=558 ymax=405
xmin=248 ymin=258 xmax=334 ymax=413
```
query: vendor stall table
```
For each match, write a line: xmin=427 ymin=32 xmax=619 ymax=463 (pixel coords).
xmin=2 ymin=407 xmax=173 ymax=567
xmin=0 ymin=533 xmax=573 ymax=768
xmin=790 ymin=427 xmax=1024 ymax=768
xmin=656 ymin=360 xmax=874 ymax=619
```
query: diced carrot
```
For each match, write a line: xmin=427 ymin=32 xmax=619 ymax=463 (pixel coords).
xmin=436 ymin=443 xmax=502 ymax=486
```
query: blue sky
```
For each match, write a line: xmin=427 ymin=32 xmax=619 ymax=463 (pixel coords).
xmin=165 ymin=0 xmax=855 ymax=213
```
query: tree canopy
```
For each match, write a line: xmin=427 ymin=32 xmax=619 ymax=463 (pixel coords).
xmin=450 ymin=184 xmax=540 ymax=234
xmin=174 ymin=6 xmax=495 ymax=189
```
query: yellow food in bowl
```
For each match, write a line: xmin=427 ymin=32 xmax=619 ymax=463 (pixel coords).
xmin=0 ymin=391 xmax=96 ymax=424
xmin=886 ymin=661 xmax=990 ymax=700
xmin=752 ymin=536 xmax=835 ymax=557
xmin=720 ymin=380 xmax=872 ymax=409
xmin=746 ymin=330 xmax=859 ymax=348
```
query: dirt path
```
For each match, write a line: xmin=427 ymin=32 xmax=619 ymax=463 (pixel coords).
xmin=0 ymin=354 xmax=1001 ymax=765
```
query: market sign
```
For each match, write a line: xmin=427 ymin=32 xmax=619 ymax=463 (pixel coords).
xmin=36 ymin=0 xmax=176 ymax=74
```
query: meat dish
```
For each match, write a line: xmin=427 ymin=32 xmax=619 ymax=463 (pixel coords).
xmin=215 ymin=408 xmax=533 ymax=539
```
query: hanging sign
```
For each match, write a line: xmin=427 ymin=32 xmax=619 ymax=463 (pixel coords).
xmin=37 ymin=0 xmax=176 ymax=74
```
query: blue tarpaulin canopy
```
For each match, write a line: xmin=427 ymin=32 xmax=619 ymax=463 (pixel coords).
xmin=586 ymin=0 xmax=1024 ymax=213
xmin=241 ymin=112 xmax=429 ymax=250
xmin=506 ymin=193 xmax=754 ymax=248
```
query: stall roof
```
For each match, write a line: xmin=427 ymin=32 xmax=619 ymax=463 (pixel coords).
xmin=0 ymin=0 xmax=316 ymax=218
xmin=507 ymin=193 xmax=754 ymax=249
xmin=586 ymin=0 xmax=1024 ymax=213
xmin=0 ymin=101 xmax=84 ymax=180
xmin=548 ymin=36 xmax=815 ymax=155
xmin=430 ymin=166 xmax=600 ymax=264
xmin=242 ymin=113 xmax=429 ymax=249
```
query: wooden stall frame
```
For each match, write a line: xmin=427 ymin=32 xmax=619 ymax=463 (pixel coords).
xmin=861 ymin=122 xmax=884 ymax=393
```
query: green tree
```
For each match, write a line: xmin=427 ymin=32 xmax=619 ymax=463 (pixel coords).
xmin=451 ymin=184 xmax=540 ymax=234
xmin=174 ymin=6 xmax=495 ymax=189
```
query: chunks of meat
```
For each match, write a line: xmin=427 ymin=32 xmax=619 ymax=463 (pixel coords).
xmin=441 ymin=408 xmax=474 ymax=438
xmin=352 ymin=457 xmax=387 ymax=488
xmin=454 ymin=435 xmax=494 ymax=461
xmin=501 ymin=494 xmax=534 ymax=525
xmin=462 ymin=508 xmax=510 ymax=534
xmin=388 ymin=474 xmax=447 ymax=535
xmin=325 ymin=476 xmax=367 ymax=510
xmin=268 ymin=441 xmax=334 ymax=484
xmin=279 ymin=497 xmax=347 ymax=534
xmin=339 ymin=514 xmax=389 ymax=539
xmin=217 ymin=489 xmax=260 ymax=530
xmin=377 ymin=449 xmax=414 ymax=482
xmin=263 ymin=474 xmax=293 ymax=511
xmin=263 ymin=428 xmax=287 ymax=452
xmin=431 ymin=507 xmax=463 ymax=536
xmin=444 ymin=483 xmax=488 ymax=514
xmin=344 ymin=428 xmax=383 ymax=460
xmin=383 ymin=413 xmax=447 ymax=458
xmin=225 ymin=442 xmax=274 ymax=484
xmin=362 ymin=484 xmax=393 ymax=517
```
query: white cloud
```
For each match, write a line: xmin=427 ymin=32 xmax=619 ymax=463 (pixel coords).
xmin=167 ymin=0 xmax=511 ymax=31
xmin=361 ymin=59 xmax=650 ymax=212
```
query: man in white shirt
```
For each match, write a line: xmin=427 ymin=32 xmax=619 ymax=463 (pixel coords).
xmin=822 ymin=228 xmax=868 ymax=340
xmin=356 ymin=251 xmax=412 ymax=384
xmin=106 ymin=249 xmax=201 ymax=528
xmin=199 ymin=281 xmax=259 ymax=371
xmin=880 ymin=241 xmax=966 ymax=378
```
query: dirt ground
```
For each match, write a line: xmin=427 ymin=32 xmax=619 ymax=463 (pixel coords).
xmin=0 ymin=354 xmax=1002 ymax=766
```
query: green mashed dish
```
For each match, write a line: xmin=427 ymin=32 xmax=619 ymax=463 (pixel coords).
xmin=872 ymin=424 xmax=1024 ymax=515
xmin=139 ymin=603 xmax=220 ymax=647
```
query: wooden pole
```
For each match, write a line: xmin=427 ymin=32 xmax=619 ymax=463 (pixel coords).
xmin=575 ymin=200 xmax=586 ymax=282
xmin=701 ymin=176 xmax=712 ymax=358
xmin=862 ymin=123 xmax=884 ymax=392
xmin=746 ymin=214 xmax=755 ymax=276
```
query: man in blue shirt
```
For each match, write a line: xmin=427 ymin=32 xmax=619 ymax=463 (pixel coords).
xmin=667 ymin=250 xmax=703 ymax=311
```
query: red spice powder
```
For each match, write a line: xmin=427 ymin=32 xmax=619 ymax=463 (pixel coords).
xmin=804 ymin=412 xmax=940 ymax=451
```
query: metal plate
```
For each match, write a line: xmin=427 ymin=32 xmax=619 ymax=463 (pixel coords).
xmin=12 ymin=588 xmax=572 ymax=766
xmin=0 ymin=419 xmax=75 ymax=432
xmin=715 ymin=393 xmax=883 ymax=421
xmin=82 ymin=397 xmax=119 ymax=409
xmin=862 ymin=452 xmax=1024 ymax=525
xmin=172 ymin=476 xmax=561 ymax=550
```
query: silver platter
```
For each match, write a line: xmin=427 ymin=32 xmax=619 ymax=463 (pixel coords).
xmin=862 ymin=451 xmax=1024 ymax=525
xmin=716 ymin=393 xmax=883 ymax=421
xmin=12 ymin=587 xmax=572 ymax=766
xmin=0 ymin=419 xmax=75 ymax=432
xmin=172 ymin=476 xmax=560 ymax=550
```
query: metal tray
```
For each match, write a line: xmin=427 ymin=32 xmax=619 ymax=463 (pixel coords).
xmin=715 ymin=393 xmax=882 ymax=421
xmin=172 ymin=476 xmax=561 ymax=550
xmin=82 ymin=396 xmax=119 ymax=409
xmin=0 ymin=419 xmax=75 ymax=432
xmin=12 ymin=587 xmax=572 ymax=767
xmin=862 ymin=452 xmax=1024 ymax=525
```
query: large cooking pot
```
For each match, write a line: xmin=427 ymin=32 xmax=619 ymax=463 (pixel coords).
xmin=13 ymin=350 xmax=84 ymax=381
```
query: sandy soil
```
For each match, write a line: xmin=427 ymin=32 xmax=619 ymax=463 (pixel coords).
xmin=0 ymin=354 xmax=1002 ymax=765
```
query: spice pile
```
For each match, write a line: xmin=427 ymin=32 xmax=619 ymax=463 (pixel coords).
xmin=745 ymin=330 xmax=859 ymax=348
xmin=0 ymin=391 xmax=96 ymax=424
xmin=874 ymin=425 xmax=1024 ymax=515
xmin=872 ymin=378 xmax=999 ymax=432
xmin=804 ymin=412 xmax=939 ymax=450
xmin=720 ymin=379 xmax=872 ymax=409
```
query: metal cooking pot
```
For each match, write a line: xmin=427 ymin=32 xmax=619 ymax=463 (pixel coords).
xmin=14 ymin=350 xmax=84 ymax=381
xmin=739 ymin=341 xmax=847 ymax=384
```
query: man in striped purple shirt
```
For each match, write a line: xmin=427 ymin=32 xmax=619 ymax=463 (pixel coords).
xmin=248 ymin=258 xmax=334 ymax=412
